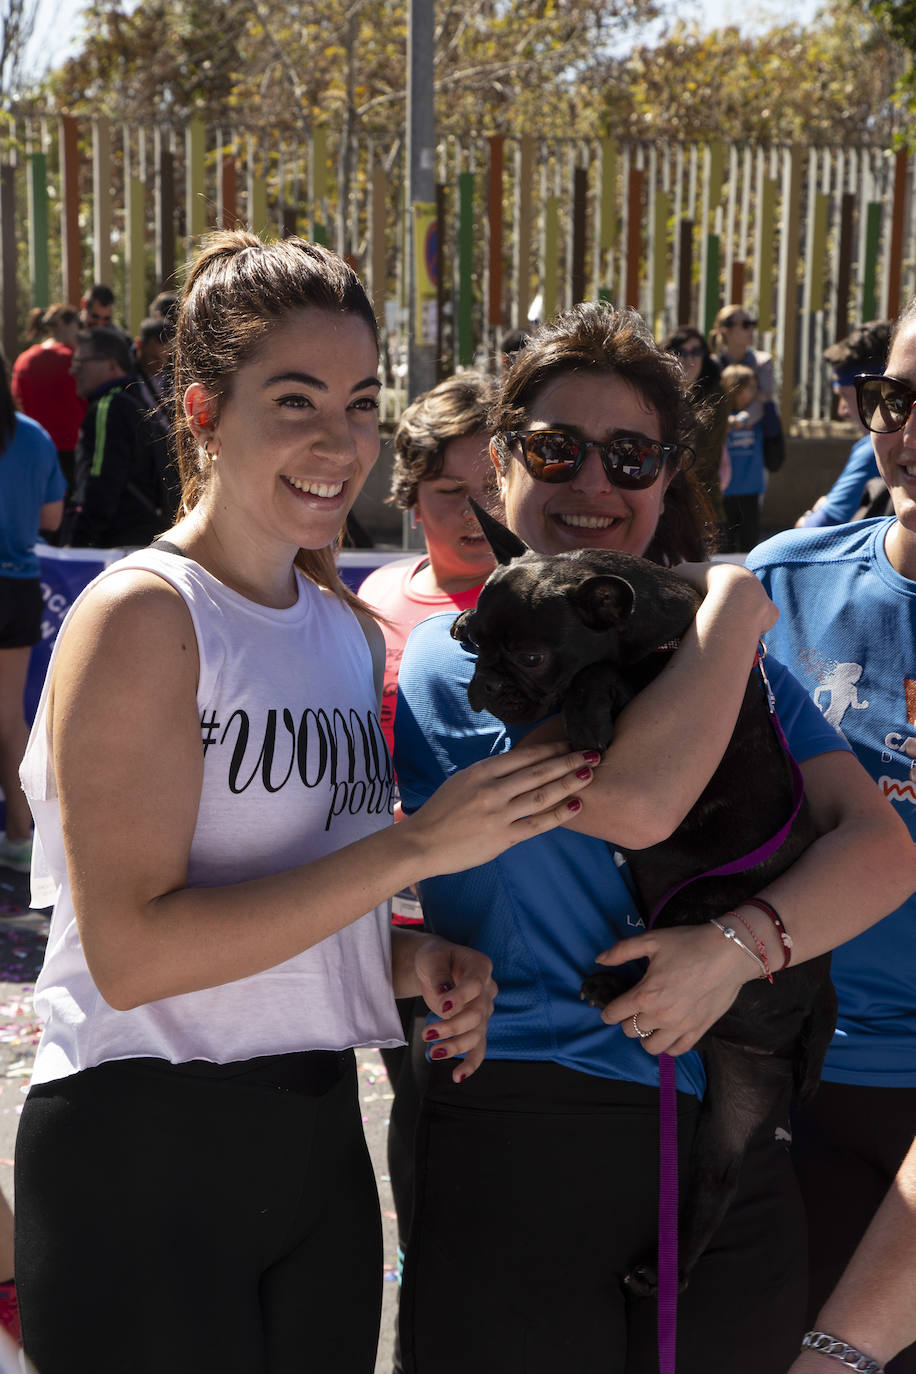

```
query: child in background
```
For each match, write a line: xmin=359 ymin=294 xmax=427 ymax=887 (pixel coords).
xmin=721 ymin=362 xmax=765 ymax=553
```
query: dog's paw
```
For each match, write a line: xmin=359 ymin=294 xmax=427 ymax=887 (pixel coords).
xmin=623 ymin=1263 xmax=690 ymax=1299
xmin=623 ymin=1264 xmax=658 ymax=1299
xmin=579 ymin=971 xmax=626 ymax=1009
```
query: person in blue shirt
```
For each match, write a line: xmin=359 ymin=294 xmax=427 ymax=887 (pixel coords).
xmin=720 ymin=361 xmax=766 ymax=551
xmin=393 ymin=302 xmax=916 ymax=1374
xmin=748 ymin=299 xmax=916 ymax=1374
xmin=796 ymin=320 xmax=891 ymax=530
xmin=0 ymin=352 xmax=65 ymax=872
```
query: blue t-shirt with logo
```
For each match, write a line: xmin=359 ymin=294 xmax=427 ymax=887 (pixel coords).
xmin=748 ymin=518 xmax=916 ymax=1086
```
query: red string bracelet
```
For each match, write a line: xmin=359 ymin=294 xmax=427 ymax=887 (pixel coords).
xmin=741 ymin=897 xmax=792 ymax=971
xmin=730 ymin=910 xmax=773 ymax=983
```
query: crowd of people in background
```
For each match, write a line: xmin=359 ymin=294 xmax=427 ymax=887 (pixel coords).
xmin=1 ymin=239 xmax=916 ymax=1374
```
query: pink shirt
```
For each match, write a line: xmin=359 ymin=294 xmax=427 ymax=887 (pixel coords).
xmin=359 ymin=555 xmax=482 ymax=759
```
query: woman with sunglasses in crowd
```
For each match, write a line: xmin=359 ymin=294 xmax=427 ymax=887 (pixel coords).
xmin=392 ymin=302 xmax=915 ymax=1374
xmin=714 ymin=302 xmax=774 ymax=421
xmin=662 ymin=325 xmax=728 ymax=530
xmin=748 ymin=298 xmax=916 ymax=1374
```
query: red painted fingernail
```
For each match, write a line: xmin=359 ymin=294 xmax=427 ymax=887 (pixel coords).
xmin=441 ymin=1000 xmax=453 ymax=1013
xmin=576 ymin=767 xmax=592 ymax=780
xmin=438 ymin=982 xmax=454 ymax=994
xmin=583 ymin=751 xmax=600 ymax=763
xmin=424 ymin=1027 xmax=439 ymax=1041
xmin=567 ymin=799 xmax=582 ymax=813
xmin=431 ymin=1046 xmax=447 ymax=1060
xmin=458 ymin=1072 xmax=468 ymax=1082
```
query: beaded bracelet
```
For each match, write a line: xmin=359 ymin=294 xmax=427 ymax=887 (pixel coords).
xmin=741 ymin=896 xmax=793 ymax=971
xmin=729 ymin=910 xmax=773 ymax=983
xmin=709 ymin=918 xmax=769 ymax=980
xmin=801 ymin=1329 xmax=885 ymax=1374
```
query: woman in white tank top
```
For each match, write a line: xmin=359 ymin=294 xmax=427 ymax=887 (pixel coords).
xmin=12 ymin=231 xmax=599 ymax=1373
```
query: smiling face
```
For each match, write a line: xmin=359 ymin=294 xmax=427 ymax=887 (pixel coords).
xmin=873 ymin=318 xmax=916 ymax=580
xmin=414 ymin=430 xmax=496 ymax=593
xmin=496 ymin=370 xmax=673 ymax=558
xmin=187 ymin=307 xmax=380 ymax=556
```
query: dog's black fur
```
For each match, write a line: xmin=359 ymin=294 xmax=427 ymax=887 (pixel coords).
xmin=452 ymin=501 xmax=836 ymax=1292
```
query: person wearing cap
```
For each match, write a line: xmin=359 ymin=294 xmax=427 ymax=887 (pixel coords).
xmin=796 ymin=321 xmax=892 ymax=528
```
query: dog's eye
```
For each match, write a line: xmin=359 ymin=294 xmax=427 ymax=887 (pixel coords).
xmin=517 ymin=651 xmax=545 ymax=669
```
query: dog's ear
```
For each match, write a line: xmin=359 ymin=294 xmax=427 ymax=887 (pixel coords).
xmin=569 ymin=575 xmax=636 ymax=632
xmin=451 ymin=609 xmax=474 ymax=642
xmin=468 ymin=498 xmax=529 ymax=565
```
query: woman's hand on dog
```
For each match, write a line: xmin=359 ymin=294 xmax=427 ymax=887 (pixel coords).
xmin=401 ymin=741 xmax=597 ymax=877
xmin=593 ymin=924 xmax=752 ymax=1055
xmin=393 ymin=931 xmax=498 ymax=1082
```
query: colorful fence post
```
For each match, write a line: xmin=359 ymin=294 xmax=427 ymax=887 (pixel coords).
xmin=886 ymin=149 xmax=907 ymax=319
xmin=0 ymin=160 xmax=17 ymax=359
xmin=27 ymin=148 xmax=49 ymax=310
xmin=515 ymin=136 xmax=534 ymax=328
xmin=185 ymin=116 xmax=206 ymax=246
xmin=777 ymin=146 xmax=804 ymax=427
xmin=457 ymin=169 xmax=474 ymax=365
xmin=488 ymin=135 xmax=503 ymax=328
xmin=155 ymin=129 xmax=176 ymax=289
xmin=59 ymin=115 xmax=81 ymax=306
xmin=92 ymin=117 xmax=113 ymax=292
xmin=861 ymin=201 xmax=882 ymax=322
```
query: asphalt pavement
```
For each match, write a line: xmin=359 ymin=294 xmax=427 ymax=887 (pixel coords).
xmin=0 ymin=863 xmax=401 ymax=1373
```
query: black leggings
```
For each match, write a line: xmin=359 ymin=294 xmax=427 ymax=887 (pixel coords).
xmin=15 ymin=1050 xmax=382 ymax=1373
xmin=400 ymin=1059 xmax=807 ymax=1374
xmin=792 ymin=1080 xmax=916 ymax=1374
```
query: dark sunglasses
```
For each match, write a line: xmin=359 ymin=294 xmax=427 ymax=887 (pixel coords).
xmin=855 ymin=373 xmax=916 ymax=434
xmin=673 ymin=344 xmax=705 ymax=360
xmin=723 ymin=316 xmax=756 ymax=329
xmin=506 ymin=429 xmax=679 ymax=490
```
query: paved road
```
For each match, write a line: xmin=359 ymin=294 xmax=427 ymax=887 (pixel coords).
xmin=0 ymin=865 xmax=401 ymax=1373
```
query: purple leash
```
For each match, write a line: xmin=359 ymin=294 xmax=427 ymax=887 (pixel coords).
xmin=646 ymin=646 xmax=803 ymax=1374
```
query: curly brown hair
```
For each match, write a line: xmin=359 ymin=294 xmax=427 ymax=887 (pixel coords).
xmin=489 ymin=303 xmax=717 ymax=564
xmin=389 ymin=372 xmax=498 ymax=510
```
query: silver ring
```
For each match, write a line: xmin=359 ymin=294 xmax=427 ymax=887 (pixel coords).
xmin=632 ymin=1012 xmax=654 ymax=1040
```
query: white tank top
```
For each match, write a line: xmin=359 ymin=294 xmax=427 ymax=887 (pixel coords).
xmin=21 ymin=548 xmax=404 ymax=1085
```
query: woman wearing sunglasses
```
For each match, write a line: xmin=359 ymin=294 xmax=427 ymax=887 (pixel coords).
xmin=714 ymin=303 xmax=774 ymax=423
xmin=748 ymin=300 xmax=916 ymax=1374
xmin=393 ymin=303 xmax=915 ymax=1374
xmin=662 ymin=324 xmax=729 ymax=530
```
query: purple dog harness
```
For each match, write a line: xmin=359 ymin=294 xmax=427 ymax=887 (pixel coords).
xmin=647 ymin=646 xmax=805 ymax=1374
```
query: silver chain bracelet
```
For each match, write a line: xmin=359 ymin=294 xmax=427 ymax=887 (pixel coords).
xmin=801 ymin=1330 xmax=885 ymax=1374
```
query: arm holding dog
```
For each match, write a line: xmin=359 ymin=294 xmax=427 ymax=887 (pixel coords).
xmin=539 ymin=561 xmax=780 ymax=846
xmin=596 ymin=748 xmax=916 ymax=1056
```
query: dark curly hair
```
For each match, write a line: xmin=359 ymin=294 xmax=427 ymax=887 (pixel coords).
xmin=389 ymin=372 xmax=498 ymax=510
xmin=489 ymin=303 xmax=716 ymax=564
xmin=823 ymin=319 xmax=893 ymax=375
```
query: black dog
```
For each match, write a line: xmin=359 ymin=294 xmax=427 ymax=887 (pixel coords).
xmin=452 ymin=501 xmax=836 ymax=1292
